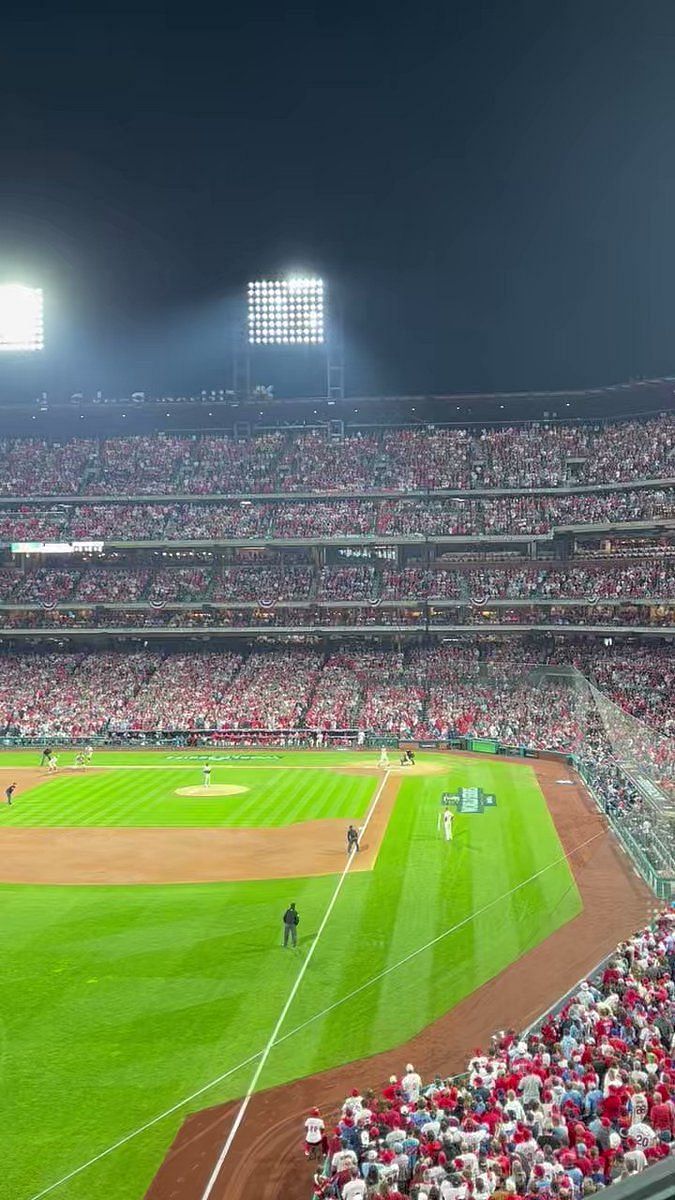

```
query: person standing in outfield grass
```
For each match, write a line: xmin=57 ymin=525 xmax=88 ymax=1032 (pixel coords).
xmin=282 ymin=902 xmax=299 ymax=947
xmin=442 ymin=808 xmax=453 ymax=842
xmin=202 ymin=761 xmax=211 ymax=788
xmin=4 ymin=782 xmax=16 ymax=806
xmin=40 ymin=747 xmax=53 ymax=767
xmin=347 ymin=824 xmax=360 ymax=854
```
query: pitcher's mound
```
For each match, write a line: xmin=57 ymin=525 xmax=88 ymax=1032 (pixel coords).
xmin=175 ymin=785 xmax=249 ymax=798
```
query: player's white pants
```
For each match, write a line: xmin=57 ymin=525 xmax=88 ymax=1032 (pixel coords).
xmin=444 ymin=826 xmax=452 ymax=841
xmin=203 ymin=777 xmax=210 ymax=788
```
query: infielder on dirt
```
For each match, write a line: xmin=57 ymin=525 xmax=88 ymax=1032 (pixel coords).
xmin=346 ymin=824 xmax=360 ymax=854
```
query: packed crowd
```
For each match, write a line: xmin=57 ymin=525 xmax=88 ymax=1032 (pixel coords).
xmin=73 ymin=567 xmax=150 ymax=602
xmin=304 ymin=650 xmax=427 ymax=734
xmin=422 ymin=658 xmax=587 ymax=751
xmin=579 ymin=751 xmax=675 ymax=879
xmin=146 ymin=566 xmax=211 ymax=602
xmin=0 ymin=415 xmax=672 ymax=496
xmin=0 ymin=641 xmax=670 ymax=741
xmin=318 ymin=567 xmax=379 ymax=602
xmin=582 ymin=649 xmax=674 ymax=740
xmin=212 ymin=565 xmax=314 ymax=603
xmin=118 ymin=651 xmax=244 ymax=731
xmin=0 ymin=651 xmax=160 ymax=738
xmin=0 ymin=558 xmax=671 ymax=610
xmin=0 ymin=488 xmax=671 ymax=545
xmin=305 ymin=911 xmax=675 ymax=1199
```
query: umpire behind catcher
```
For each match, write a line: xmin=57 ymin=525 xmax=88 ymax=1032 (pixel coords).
xmin=282 ymin=902 xmax=299 ymax=947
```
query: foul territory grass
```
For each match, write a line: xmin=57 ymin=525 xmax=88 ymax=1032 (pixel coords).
xmin=0 ymin=752 xmax=581 ymax=1200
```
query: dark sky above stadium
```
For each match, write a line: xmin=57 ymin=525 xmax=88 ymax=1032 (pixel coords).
xmin=2 ymin=1 xmax=675 ymax=397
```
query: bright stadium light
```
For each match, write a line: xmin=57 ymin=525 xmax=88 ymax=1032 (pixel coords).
xmin=0 ymin=284 xmax=44 ymax=352
xmin=247 ymin=276 xmax=324 ymax=345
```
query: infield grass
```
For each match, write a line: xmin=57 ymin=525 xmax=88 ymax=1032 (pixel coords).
xmin=0 ymin=751 xmax=581 ymax=1200
xmin=0 ymin=763 xmax=375 ymax=827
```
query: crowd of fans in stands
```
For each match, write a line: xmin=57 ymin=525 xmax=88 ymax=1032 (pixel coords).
xmin=305 ymin=911 xmax=675 ymax=1198
xmin=0 ymin=415 xmax=671 ymax=495
xmin=0 ymin=558 xmax=671 ymax=611
xmin=0 ymin=604 xmax=669 ymax=633
xmin=0 ymin=488 xmax=670 ymax=544
xmin=0 ymin=641 xmax=670 ymax=742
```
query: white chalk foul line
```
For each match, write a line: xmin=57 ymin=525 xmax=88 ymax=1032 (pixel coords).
xmin=24 ymin=822 xmax=604 ymax=1200
xmin=197 ymin=769 xmax=391 ymax=1200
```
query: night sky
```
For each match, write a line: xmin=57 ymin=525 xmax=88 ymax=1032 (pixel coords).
xmin=2 ymin=1 xmax=675 ymax=397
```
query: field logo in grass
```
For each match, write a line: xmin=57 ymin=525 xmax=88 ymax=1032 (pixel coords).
xmin=442 ymin=786 xmax=497 ymax=814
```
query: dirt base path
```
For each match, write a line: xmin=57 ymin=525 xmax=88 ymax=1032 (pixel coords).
xmin=145 ymin=760 xmax=654 ymax=1200
xmin=0 ymin=767 xmax=56 ymax=795
xmin=0 ymin=774 xmax=400 ymax=884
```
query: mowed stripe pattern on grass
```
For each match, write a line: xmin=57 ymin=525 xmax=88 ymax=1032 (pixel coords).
xmin=262 ymin=760 xmax=581 ymax=1089
xmin=0 ymin=768 xmax=376 ymax=828
xmin=0 ymin=755 xmax=581 ymax=1200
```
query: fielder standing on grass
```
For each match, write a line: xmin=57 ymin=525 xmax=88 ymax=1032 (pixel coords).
xmin=282 ymin=902 xmax=299 ymax=947
xmin=442 ymin=807 xmax=454 ymax=842
xmin=202 ymin=760 xmax=211 ymax=788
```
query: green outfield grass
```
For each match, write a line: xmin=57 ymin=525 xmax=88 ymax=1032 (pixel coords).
xmin=0 ymin=751 xmax=582 ymax=1200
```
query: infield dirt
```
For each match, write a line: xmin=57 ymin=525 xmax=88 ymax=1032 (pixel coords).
xmin=0 ymin=772 xmax=400 ymax=884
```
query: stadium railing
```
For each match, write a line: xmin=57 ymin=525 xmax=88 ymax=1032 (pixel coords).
xmin=559 ymin=674 xmax=675 ymax=900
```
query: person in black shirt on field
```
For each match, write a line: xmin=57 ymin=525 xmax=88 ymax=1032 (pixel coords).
xmin=347 ymin=825 xmax=360 ymax=854
xmin=40 ymin=747 xmax=53 ymax=767
xmin=282 ymin=902 xmax=299 ymax=947
xmin=5 ymin=782 xmax=16 ymax=806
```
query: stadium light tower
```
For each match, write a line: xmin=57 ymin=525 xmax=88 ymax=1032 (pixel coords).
xmin=0 ymin=284 xmax=44 ymax=352
xmin=236 ymin=274 xmax=343 ymax=402
xmin=247 ymin=277 xmax=324 ymax=346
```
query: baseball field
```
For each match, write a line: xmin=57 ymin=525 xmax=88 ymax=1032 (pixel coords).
xmin=0 ymin=748 xmax=588 ymax=1200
